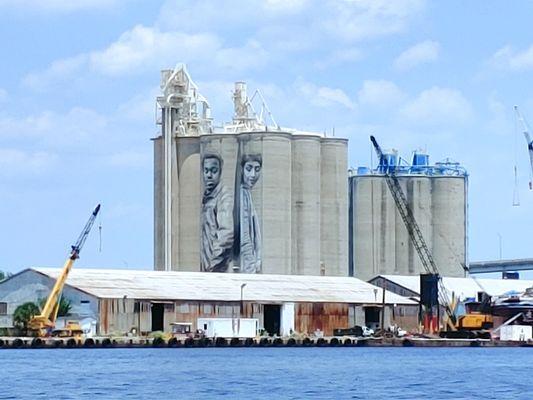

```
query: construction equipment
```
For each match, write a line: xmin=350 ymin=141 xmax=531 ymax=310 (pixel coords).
xmin=452 ymin=293 xmax=494 ymax=338
xmin=370 ymin=136 xmax=457 ymax=332
xmin=514 ymin=105 xmax=533 ymax=190
xmin=370 ymin=136 xmax=497 ymax=337
xmin=28 ymin=204 xmax=101 ymax=337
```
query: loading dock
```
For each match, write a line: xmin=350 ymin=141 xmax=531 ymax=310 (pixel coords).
xmin=151 ymin=303 xmax=164 ymax=332
xmin=264 ymin=304 xmax=281 ymax=336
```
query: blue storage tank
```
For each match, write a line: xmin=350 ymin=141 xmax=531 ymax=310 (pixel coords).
xmin=410 ymin=151 xmax=429 ymax=174
xmin=412 ymin=152 xmax=429 ymax=166
xmin=378 ymin=150 xmax=398 ymax=173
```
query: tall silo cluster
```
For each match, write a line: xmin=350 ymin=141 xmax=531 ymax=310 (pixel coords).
xmin=153 ymin=65 xmax=468 ymax=281
xmin=153 ymin=66 xmax=348 ymax=276
xmin=349 ymin=152 xmax=468 ymax=281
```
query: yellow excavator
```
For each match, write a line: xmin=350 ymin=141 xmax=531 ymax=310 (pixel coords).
xmin=28 ymin=204 xmax=101 ymax=338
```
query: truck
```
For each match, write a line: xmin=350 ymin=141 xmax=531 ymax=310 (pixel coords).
xmin=500 ymin=325 xmax=532 ymax=341
xmin=196 ymin=318 xmax=258 ymax=338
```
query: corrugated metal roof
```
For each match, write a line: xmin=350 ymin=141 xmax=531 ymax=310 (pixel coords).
xmin=32 ymin=268 xmax=415 ymax=305
xmin=380 ymin=274 xmax=533 ymax=300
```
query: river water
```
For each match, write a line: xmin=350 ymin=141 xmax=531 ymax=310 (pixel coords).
xmin=0 ymin=347 xmax=531 ymax=399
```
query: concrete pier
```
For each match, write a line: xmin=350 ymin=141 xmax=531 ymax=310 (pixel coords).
xmin=1 ymin=336 xmax=531 ymax=349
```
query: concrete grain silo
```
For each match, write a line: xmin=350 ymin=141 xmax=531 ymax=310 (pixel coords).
xmin=320 ymin=139 xmax=349 ymax=277
xmin=431 ymin=173 xmax=468 ymax=277
xmin=396 ymin=176 xmax=433 ymax=276
xmin=174 ymin=136 xmax=201 ymax=270
xmin=154 ymin=66 xmax=348 ymax=276
xmin=349 ymin=152 xmax=467 ymax=281
xmin=254 ymin=132 xmax=293 ymax=275
xmin=291 ymin=135 xmax=321 ymax=275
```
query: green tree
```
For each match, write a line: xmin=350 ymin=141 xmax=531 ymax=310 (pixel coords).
xmin=38 ymin=297 xmax=72 ymax=317
xmin=0 ymin=271 xmax=12 ymax=282
xmin=13 ymin=302 xmax=40 ymax=329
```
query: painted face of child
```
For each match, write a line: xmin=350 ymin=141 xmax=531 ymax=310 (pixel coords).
xmin=203 ymin=158 xmax=221 ymax=194
xmin=242 ymin=160 xmax=261 ymax=189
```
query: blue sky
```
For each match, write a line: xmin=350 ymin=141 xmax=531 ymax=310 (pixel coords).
xmin=0 ymin=0 xmax=532 ymax=275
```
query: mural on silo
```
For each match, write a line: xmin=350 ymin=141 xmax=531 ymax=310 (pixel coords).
xmin=200 ymin=152 xmax=234 ymax=272
xmin=238 ymin=154 xmax=262 ymax=273
xmin=199 ymin=143 xmax=264 ymax=273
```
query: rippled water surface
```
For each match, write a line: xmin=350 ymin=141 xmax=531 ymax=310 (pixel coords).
xmin=0 ymin=347 xmax=532 ymax=399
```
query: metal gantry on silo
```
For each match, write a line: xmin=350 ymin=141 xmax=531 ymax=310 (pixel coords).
xmin=153 ymin=65 xmax=348 ymax=276
xmin=349 ymin=149 xmax=467 ymax=281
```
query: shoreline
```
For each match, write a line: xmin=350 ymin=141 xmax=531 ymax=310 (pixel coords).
xmin=1 ymin=335 xmax=532 ymax=349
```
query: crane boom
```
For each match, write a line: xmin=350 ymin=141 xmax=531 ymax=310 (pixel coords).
xmin=514 ymin=105 xmax=533 ymax=190
xmin=29 ymin=204 xmax=101 ymax=334
xmin=369 ymin=136 xmax=456 ymax=328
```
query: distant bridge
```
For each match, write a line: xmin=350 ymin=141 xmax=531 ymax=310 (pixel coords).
xmin=468 ymin=258 xmax=533 ymax=274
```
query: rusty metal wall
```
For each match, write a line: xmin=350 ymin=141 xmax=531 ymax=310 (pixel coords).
xmin=98 ymin=299 xmax=418 ymax=336
xmin=392 ymin=305 xmax=419 ymax=331
xmin=100 ymin=300 xmax=265 ymax=334
xmin=99 ymin=298 xmax=137 ymax=335
xmin=172 ymin=301 xmax=264 ymax=331
xmin=295 ymin=302 xmax=349 ymax=336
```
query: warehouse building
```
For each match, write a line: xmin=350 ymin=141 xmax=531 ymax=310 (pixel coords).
xmin=370 ymin=274 xmax=533 ymax=328
xmin=153 ymin=67 xmax=348 ymax=276
xmin=0 ymin=268 xmax=417 ymax=336
xmin=350 ymin=151 xmax=468 ymax=281
xmin=369 ymin=274 xmax=533 ymax=302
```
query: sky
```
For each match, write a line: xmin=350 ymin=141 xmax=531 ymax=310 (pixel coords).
xmin=0 ymin=0 xmax=532 ymax=276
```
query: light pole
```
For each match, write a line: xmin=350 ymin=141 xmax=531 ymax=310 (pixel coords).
xmin=240 ymin=283 xmax=247 ymax=317
xmin=497 ymin=233 xmax=502 ymax=260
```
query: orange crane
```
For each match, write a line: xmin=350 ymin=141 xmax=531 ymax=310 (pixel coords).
xmin=28 ymin=204 xmax=100 ymax=337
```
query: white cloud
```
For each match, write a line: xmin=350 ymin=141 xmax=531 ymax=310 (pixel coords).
xmin=157 ymin=0 xmax=310 ymax=32
xmin=398 ymin=86 xmax=473 ymax=124
xmin=323 ymin=0 xmax=426 ymax=42
xmin=158 ymin=0 xmax=425 ymax=44
xmin=88 ymin=25 xmax=219 ymax=76
xmin=357 ymin=80 xmax=405 ymax=107
xmin=23 ymin=0 xmax=427 ymax=90
xmin=295 ymin=79 xmax=355 ymax=110
xmin=485 ymin=94 xmax=510 ymax=136
xmin=23 ymin=25 xmax=269 ymax=89
xmin=0 ymin=149 xmax=57 ymax=176
xmin=23 ymin=55 xmax=87 ymax=91
xmin=117 ymin=87 xmax=159 ymax=122
xmin=393 ymin=40 xmax=440 ymax=71
xmin=0 ymin=0 xmax=124 ymax=13
xmin=213 ymin=40 xmax=268 ymax=71
xmin=315 ymin=48 xmax=362 ymax=69
xmin=264 ymin=0 xmax=308 ymax=12
xmin=0 ymin=107 xmax=107 ymax=147
xmin=490 ymin=44 xmax=533 ymax=71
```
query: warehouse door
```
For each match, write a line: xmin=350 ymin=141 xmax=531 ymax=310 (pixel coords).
xmin=264 ymin=304 xmax=281 ymax=336
xmin=364 ymin=307 xmax=381 ymax=331
xmin=151 ymin=303 xmax=164 ymax=332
